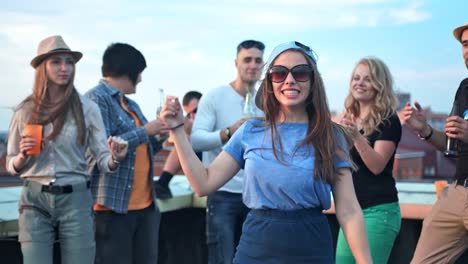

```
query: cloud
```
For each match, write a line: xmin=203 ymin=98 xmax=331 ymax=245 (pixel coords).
xmin=0 ymin=1 xmax=432 ymax=41
xmin=389 ymin=1 xmax=431 ymax=24
xmin=232 ymin=0 xmax=430 ymax=31
xmin=0 ymin=0 xmax=451 ymax=118
xmin=395 ymin=65 xmax=465 ymax=82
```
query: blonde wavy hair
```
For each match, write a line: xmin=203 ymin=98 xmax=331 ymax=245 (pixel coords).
xmin=344 ymin=57 xmax=398 ymax=136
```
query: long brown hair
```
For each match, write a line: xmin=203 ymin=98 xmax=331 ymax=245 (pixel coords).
xmin=19 ymin=57 xmax=86 ymax=145
xmin=344 ymin=57 xmax=398 ymax=136
xmin=259 ymin=49 xmax=351 ymax=184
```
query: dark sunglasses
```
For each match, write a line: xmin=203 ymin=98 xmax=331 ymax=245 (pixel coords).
xmin=237 ymin=40 xmax=265 ymax=53
xmin=268 ymin=64 xmax=314 ymax=83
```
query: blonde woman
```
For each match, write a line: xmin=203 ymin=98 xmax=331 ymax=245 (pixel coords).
xmin=335 ymin=57 xmax=401 ymax=264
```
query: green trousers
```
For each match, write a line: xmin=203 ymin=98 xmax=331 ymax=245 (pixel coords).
xmin=335 ymin=202 xmax=401 ymax=264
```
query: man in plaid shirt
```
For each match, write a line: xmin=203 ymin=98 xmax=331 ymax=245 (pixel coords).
xmin=86 ymin=43 xmax=167 ymax=264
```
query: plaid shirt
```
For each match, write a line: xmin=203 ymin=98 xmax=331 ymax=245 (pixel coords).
xmin=85 ymin=80 xmax=162 ymax=213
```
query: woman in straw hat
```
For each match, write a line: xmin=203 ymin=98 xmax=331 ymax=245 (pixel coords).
xmin=160 ymin=41 xmax=372 ymax=263
xmin=6 ymin=35 xmax=128 ymax=264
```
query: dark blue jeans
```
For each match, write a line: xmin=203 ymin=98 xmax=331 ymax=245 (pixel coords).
xmin=206 ymin=191 xmax=249 ymax=264
xmin=234 ymin=208 xmax=333 ymax=264
xmin=94 ymin=204 xmax=160 ymax=264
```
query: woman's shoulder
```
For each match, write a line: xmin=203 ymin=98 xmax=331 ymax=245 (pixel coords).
xmin=79 ymin=94 xmax=101 ymax=114
xmin=331 ymin=123 xmax=349 ymax=142
xmin=246 ymin=118 xmax=267 ymax=129
xmin=79 ymin=94 xmax=94 ymax=106
xmin=234 ymin=119 xmax=267 ymax=138
xmin=12 ymin=100 xmax=33 ymax=120
xmin=381 ymin=112 xmax=398 ymax=120
xmin=381 ymin=112 xmax=401 ymax=127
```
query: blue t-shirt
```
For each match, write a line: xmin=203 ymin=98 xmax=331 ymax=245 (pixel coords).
xmin=223 ymin=119 xmax=351 ymax=210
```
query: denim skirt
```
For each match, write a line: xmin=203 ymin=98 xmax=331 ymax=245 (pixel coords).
xmin=233 ymin=207 xmax=334 ymax=264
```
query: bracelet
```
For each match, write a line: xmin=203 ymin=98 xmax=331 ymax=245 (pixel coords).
xmin=418 ymin=125 xmax=433 ymax=141
xmin=170 ymin=122 xmax=184 ymax=130
xmin=112 ymin=157 xmax=120 ymax=165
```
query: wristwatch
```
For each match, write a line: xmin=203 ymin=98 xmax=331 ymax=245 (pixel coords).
xmin=418 ymin=125 xmax=433 ymax=141
xmin=223 ymin=127 xmax=231 ymax=139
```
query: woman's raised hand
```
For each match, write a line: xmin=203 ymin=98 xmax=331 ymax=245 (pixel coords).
xmin=160 ymin=96 xmax=184 ymax=128
xmin=340 ymin=115 xmax=360 ymax=140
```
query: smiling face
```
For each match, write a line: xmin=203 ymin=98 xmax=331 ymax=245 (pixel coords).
xmin=350 ymin=63 xmax=376 ymax=104
xmin=271 ymin=50 xmax=311 ymax=112
xmin=45 ymin=53 xmax=75 ymax=88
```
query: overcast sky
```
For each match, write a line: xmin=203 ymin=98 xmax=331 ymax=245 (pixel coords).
xmin=0 ymin=0 xmax=467 ymax=130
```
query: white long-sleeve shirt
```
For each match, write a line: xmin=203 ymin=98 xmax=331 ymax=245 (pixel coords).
xmin=191 ymin=84 xmax=262 ymax=193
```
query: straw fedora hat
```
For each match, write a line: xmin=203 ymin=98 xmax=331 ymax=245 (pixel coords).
xmin=30 ymin=35 xmax=83 ymax=68
xmin=453 ymin=22 xmax=468 ymax=43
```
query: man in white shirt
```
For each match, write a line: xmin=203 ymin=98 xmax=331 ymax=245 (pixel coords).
xmin=191 ymin=40 xmax=264 ymax=264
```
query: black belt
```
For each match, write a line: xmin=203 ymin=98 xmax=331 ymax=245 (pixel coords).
xmin=455 ymin=179 xmax=468 ymax=188
xmin=24 ymin=180 xmax=91 ymax=194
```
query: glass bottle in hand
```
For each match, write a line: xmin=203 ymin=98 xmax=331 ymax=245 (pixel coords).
xmin=242 ymin=90 xmax=255 ymax=118
xmin=156 ymin=88 xmax=169 ymax=142
xmin=156 ymin=88 xmax=164 ymax=119
xmin=444 ymin=101 xmax=460 ymax=157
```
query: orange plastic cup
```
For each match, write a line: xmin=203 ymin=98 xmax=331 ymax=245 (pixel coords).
xmin=23 ymin=124 xmax=43 ymax=155
xmin=434 ymin=180 xmax=448 ymax=199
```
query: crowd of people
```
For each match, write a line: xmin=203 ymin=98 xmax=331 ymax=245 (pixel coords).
xmin=5 ymin=21 xmax=468 ymax=264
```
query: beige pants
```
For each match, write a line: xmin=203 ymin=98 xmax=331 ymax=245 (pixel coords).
xmin=411 ymin=184 xmax=468 ymax=264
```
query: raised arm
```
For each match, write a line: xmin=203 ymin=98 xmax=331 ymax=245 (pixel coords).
xmin=332 ymin=168 xmax=372 ymax=264
xmin=86 ymin=101 xmax=127 ymax=172
xmin=161 ymin=96 xmax=241 ymax=196
xmin=399 ymin=101 xmax=446 ymax=151
xmin=86 ymin=92 xmax=166 ymax=151
xmin=340 ymin=115 xmax=398 ymax=175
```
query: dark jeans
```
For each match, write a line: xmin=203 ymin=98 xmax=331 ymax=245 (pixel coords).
xmin=95 ymin=204 xmax=161 ymax=264
xmin=234 ymin=208 xmax=333 ymax=264
xmin=206 ymin=191 xmax=249 ymax=264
